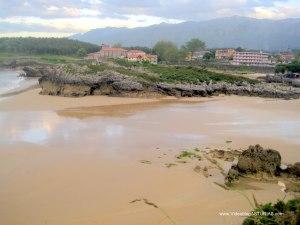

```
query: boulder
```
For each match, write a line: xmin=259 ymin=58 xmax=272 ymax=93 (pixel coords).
xmin=226 ymin=145 xmax=282 ymax=183
xmin=226 ymin=166 xmax=240 ymax=183
xmin=286 ymin=162 xmax=300 ymax=177
xmin=23 ymin=66 xmax=54 ymax=77
xmin=237 ymin=144 xmax=281 ymax=175
xmin=22 ymin=66 xmax=43 ymax=77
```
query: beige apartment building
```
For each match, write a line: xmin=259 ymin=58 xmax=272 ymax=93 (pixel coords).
xmin=85 ymin=46 xmax=128 ymax=62
xmin=126 ymin=50 xmax=158 ymax=64
xmin=232 ymin=51 xmax=273 ymax=66
xmin=215 ymin=49 xmax=236 ymax=60
xmin=85 ymin=45 xmax=158 ymax=64
xmin=279 ymin=51 xmax=296 ymax=63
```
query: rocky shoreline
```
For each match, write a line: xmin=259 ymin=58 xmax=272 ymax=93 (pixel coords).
xmin=23 ymin=65 xmax=300 ymax=99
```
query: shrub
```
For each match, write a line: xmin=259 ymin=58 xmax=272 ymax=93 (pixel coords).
xmin=243 ymin=198 xmax=300 ymax=225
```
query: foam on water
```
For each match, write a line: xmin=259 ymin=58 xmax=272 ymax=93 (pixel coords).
xmin=0 ymin=70 xmax=24 ymax=95
xmin=0 ymin=70 xmax=38 ymax=100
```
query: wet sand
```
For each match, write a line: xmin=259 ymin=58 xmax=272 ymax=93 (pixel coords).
xmin=0 ymin=90 xmax=300 ymax=225
xmin=0 ymin=88 xmax=170 ymax=111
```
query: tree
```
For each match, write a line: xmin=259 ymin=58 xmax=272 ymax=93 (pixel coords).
xmin=295 ymin=54 xmax=300 ymax=63
xmin=275 ymin=64 xmax=286 ymax=74
xmin=287 ymin=62 xmax=300 ymax=73
xmin=275 ymin=62 xmax=300 ymax=74
xmin=77 ymin=48 xmax=87 ymax=57
xmin=178 ymin=45 xmax=189 ymax=61
xmin=125 ymin=46 xmax=153 ymax=54
xmin=235 ymin=47 xmax=245 ymax=52
xmin=275 ymin=54 xmax=284 ymax=63
xmin=0 ymin=37 xmax=99 ymax=56
xmin=153 ymin=41 xmax=180 ymax=63
xmin=185 ymin=38 xmax=206 ymax=53
xmin=203 ymin=52 xmax=213 ymax=61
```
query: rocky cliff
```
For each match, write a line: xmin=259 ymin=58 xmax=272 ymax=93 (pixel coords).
xmin=29 ymin=65 xmax=300 ymax=99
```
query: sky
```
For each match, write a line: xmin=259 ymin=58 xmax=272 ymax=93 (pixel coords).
xmin=0 ymin=0 xmax=299 ymax=37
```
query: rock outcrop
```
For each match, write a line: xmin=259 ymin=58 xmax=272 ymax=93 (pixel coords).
xmin=22 ymin=66 xmax=54 ymax=77
xmin=237 ymin=144 xmax=281 ymax=174
xmin=286 ymin=163 xmax=300 ymax=177
xmin=35 ymin=64 xmax=300 ymax=99
xmin=39 ymin=68 xmax=145 ymax=97
xmin=226 ymin=145 xmax=282 ymax=183
xmin=208 ymin=149 xmax=241 ymax=162
xmin=156 ymin=82 xmax=300 ymax=99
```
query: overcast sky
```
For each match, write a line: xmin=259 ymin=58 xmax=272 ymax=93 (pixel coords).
xmin=0 ymin=0 xmax=299 ymax=37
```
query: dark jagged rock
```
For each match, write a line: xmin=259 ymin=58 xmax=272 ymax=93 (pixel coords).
xmin=237 ymin=144 xmax=281 ymax=175
xmin=39 ymin=68 xmax=145 ymax=97
xmin=226 ymin=145 xmax=282 ymax=183
xmin=22 ymin=66 xmax=55 ymax=77
xmin=156 ymin=82 xmax=300 ymax=99
xmin=286 ymin=162 xmax=300 ymax=177
xmin=226 ymin=166 xmax=240 ymax=183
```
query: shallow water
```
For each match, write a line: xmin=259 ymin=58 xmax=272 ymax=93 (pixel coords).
xmin=1 ymin=99 xmax=300 ymax=160
xmin=0 ymin=69 xmax=37 ymax=97
xmin=0 ymin=70 xmax=23 ymax=93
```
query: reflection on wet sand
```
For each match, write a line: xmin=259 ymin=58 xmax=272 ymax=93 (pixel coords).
xmin=1 ymin=96 xmax=300 ymax=159
xmin=56 ymin=98 xmax=210 ymax=118
xmin=0 ymin=94 xmax=300 ymax=225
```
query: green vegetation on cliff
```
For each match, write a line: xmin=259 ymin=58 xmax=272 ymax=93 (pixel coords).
xmin=65 ymin=59 xmax=258 ymax=85
xmin=112 ymin=59 xmax=259 ymax=84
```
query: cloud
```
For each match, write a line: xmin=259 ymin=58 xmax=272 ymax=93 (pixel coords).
xmin=0 ymin=32 xmax=71 ymax=38
xmin=250 ymin=1 xmax=300 ymax=19
xmin=0 ymin=0 xmax=299 ymax=37
xmin=62 ymin=7 xmax=101 ymax=17
xmin=0 ymin=15 xmax=182 ymax=33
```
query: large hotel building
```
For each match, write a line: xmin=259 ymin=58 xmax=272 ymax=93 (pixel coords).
xmin=232 ymin=51 xmax=273 ymax=66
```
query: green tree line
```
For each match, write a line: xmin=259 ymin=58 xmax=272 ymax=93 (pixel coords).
xmin=0 ymin=37 xmax=99 ymax=56
xmin=275 ymin=62 xmax=300 ymax=74
xmin=153 ymin=38 xmax=206 ymax=63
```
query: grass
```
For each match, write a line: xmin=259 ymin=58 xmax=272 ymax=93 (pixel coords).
xmin=114 ymin=66 xmax=160 ymax=83
xmin=176 ymin=150 xmax=202 ymax=160
xmin=74 ymin=61 xmax=161 ymax=83
xmin=113 ymin=59 xmax=259 ymax=85
xmin=243 ymin=198 xmax=300 ymax=225
xmin=147 ymin=65 xmax=257 ymax=84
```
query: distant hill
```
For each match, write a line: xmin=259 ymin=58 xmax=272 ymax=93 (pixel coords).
xmin=72 ymin=16 xmax=300 ymax=51
xmin=0 ymin=37 xmax=99 ymax=55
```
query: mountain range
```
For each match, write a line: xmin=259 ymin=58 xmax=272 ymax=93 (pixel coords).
xmin=71 ymin=16 xmax=300 ymax=51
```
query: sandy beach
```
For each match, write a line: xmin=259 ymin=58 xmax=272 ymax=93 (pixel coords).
xmin=0 ymin=89 xmax=299 ymax=225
